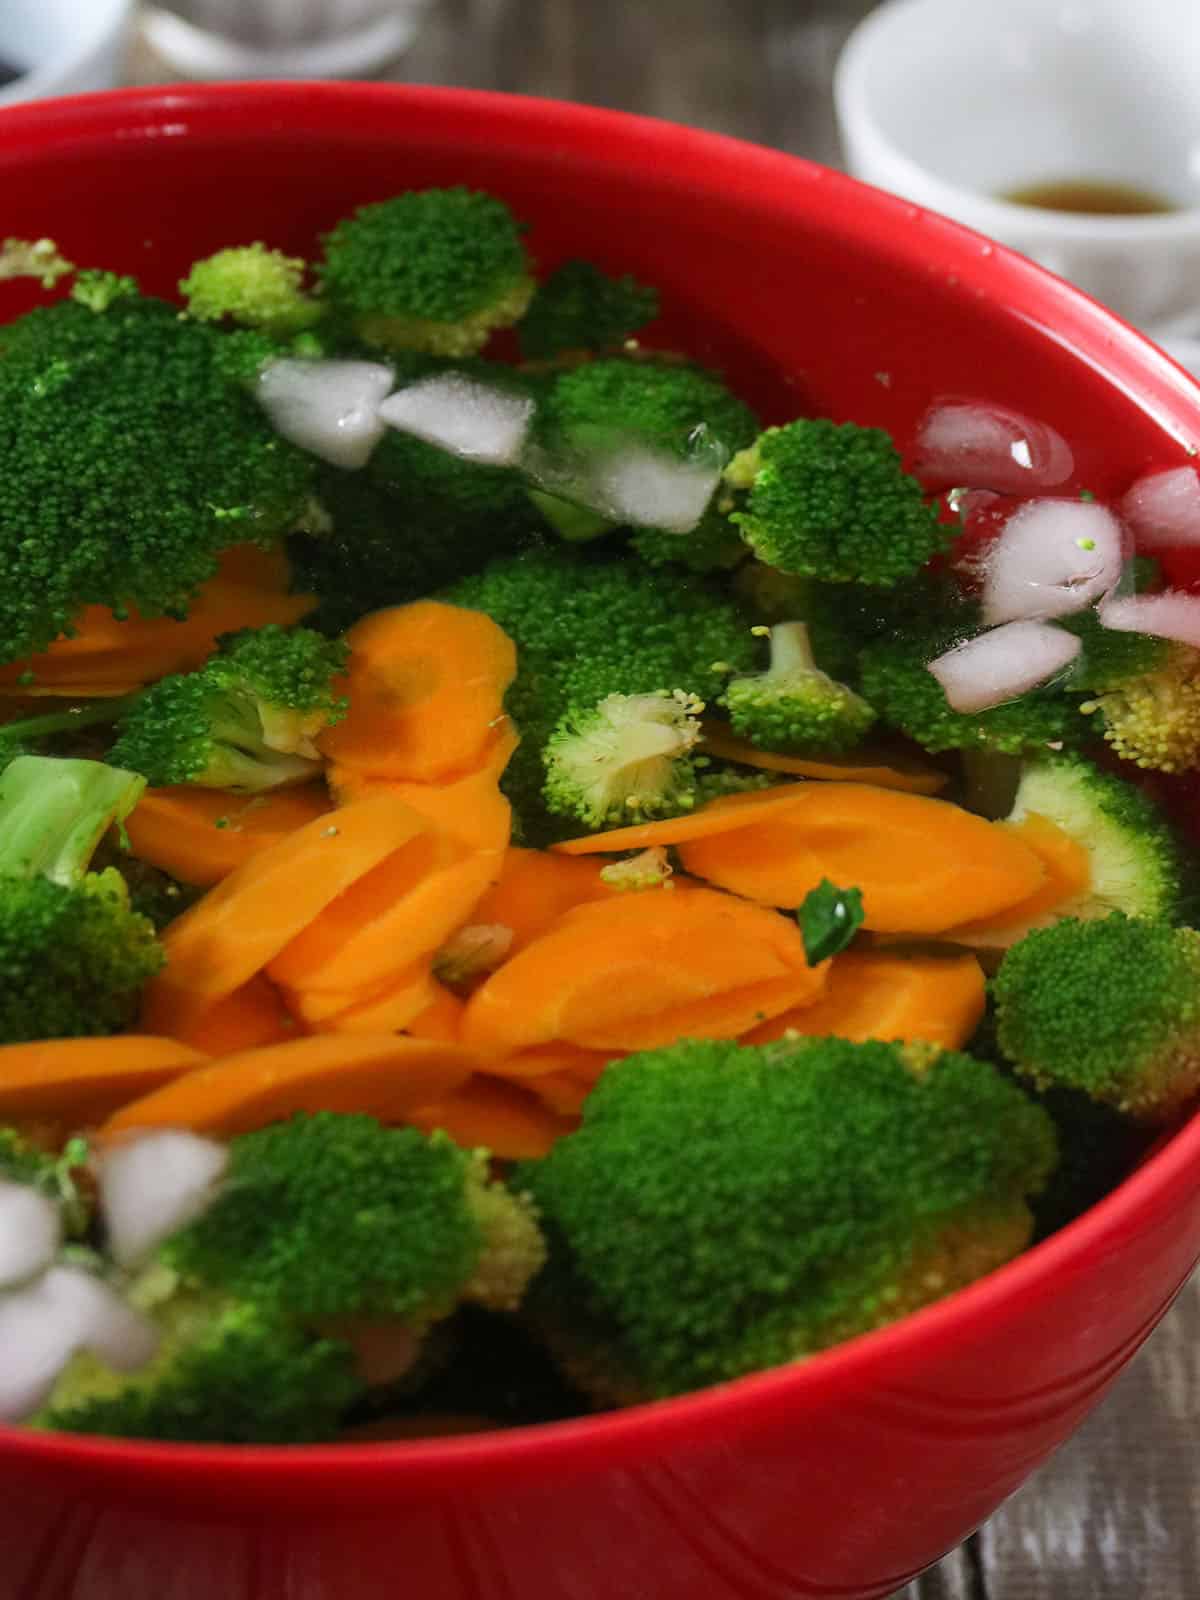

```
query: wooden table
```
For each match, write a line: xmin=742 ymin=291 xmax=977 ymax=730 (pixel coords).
xmin=128 ymin=4 xmax=1200 ymax=1594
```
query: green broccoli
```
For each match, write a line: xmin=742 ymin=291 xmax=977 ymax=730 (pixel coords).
xmin=179 ymin=243 xmax=323 ymax=336
xmin=724 ymin=418 xmax=952 ymax=585
xmin=1026 ymin=1086 xmax=1151 ymax=1241
xmin=0 ymin=237 xmax=74 ymax=287
xmin=533 ymin=356 xmax=758 ymax=570
xmin=993 ymin=913 xmax=1200 ymax=1119
xmin=517 ymin=1037 xmax=1055 ymax=1403
xmin=985 ymin=753 xmax=1187 ymax=934
xmin=0 ymin=1128 xmax=91 ymax=1239
xmin=543 ymin=690 xmax=705 ymax=830
xmin=317 ymin=188 xmax=535 ymax=358
xmin=0 ymin=756 xmax=163 ymax=1044
xmin=443 ymin=546 xmax=757 ymax=837
xmin=70 ymin=270 xmax=139 ymax=314
xmin=0 ymin=295 xmax=316 ymax=665
xmin=718 ymin=621 xmax=877 ymax=754
xmin=108 ymin=625 xmax=349 ymax=791
xmin=858 ymin=609 xmax=1084 ymax=755
xmin=1076 ymin=642 xmax=1200 ymax=773
xmin=35 ymin=1277 xmax=362 ymax=1444
xmin=517 ymin=260 xmax=659 ymax=360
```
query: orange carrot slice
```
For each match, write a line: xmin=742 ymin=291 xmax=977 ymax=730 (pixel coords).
xmin=268 ymin=836 xmax=502 ymax=997
xmin=125 ymin=784 xmax=332 ymax=889
xmin=101 ymin=1035 xmax=478 ymax=1139
xmin=0 ymin=1037 xmax=208 ymax=1124
xmin=326 ymin=724 xmax=518 ymax=851
xmin=467 ymin=847 xmax=614 ymax=956
xmin=405 ymin=983 xmax=466 ymax=1043
xmin=945 ymin=812 xmax=1093 ymax=948
xmin=551 ymin=782 xmax=809 ymax=855
xmin=701 ymin=724 xmax=949 ymax=795
xmin=485 ymin=1041 xmax=617 ymax=1082
xmin=317 ymin=601 xmax=517 ymax=782
xmin=287 ymin=965 xmax=440 ymax=1035
xmin=677 ymin=783 xmax=1046 ymax=934
xmin=171 ymin=975 xmax=301 ymax=1055
xmin=461 ymin=887 xmax=826 ymax=1055
xmin=743 ymin=947 xmax=986 ymax=1050
xmin=408 ymin=1075 xmax=574 ymax=1159
xmin=529 ymin=1069 xmax=600 ymax=1118
xmin=140 ymin=795 xmax=430 ymax=1034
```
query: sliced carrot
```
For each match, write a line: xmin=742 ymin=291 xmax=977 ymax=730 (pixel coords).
xmin=405 ymin=983 xmax=466 ymax=1043
xmin=170 ymin=975 xmax=301 ymax=1055
xmin=100 ymin=1035 xmax=478 ymax=1139
xmin=676 ymin=783 xmax=1047 ymax=934
xmin=529 ymin=1069 xmax=600 ymax=1118
xmin=551 ymin=782 xmax=809 ymax=855
xmin=408 ymin=1075 xmax=575 ymax=1159
xmin=268 ymin=836 xmax=501 ymax=997
xmin=467 ymin=848 xmax=615 ymax=956
xmin=326 ymin=724 xmax=518 ymax=851
xmin=125 ymin=784 xmax=332 ymax=889
xmin=317 ymin=601 xmax=517 ymax=782
xmin=945 ymin=812 xmax=1093 ymax=948
xmin=743 ymin=947 xmax=986 ymax=1050
xmin=700 ymin=724 xmax=949 ymax=795
xmin=0 ymin=1037 xmax=208 ymax=1124
xmin=461 ymin=887 xmax=826 ymax=1055
xmin=287 ymin=965 xmax=440 ymax=1035
xmin=485 ymin=1041 xmax=617 ymax=1082
xmin=140 ymin=795 xmax=430 ymax=1034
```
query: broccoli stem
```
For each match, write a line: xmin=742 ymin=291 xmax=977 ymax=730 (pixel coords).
xmin=764 ymin=621 xmax=818 ymax=678
xmin=0 ymin=756 xmax=146 ymax=886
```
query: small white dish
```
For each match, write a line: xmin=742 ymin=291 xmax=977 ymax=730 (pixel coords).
xmin=0 ymin=0 xmax=136 ymax=108
xmin=834 ymin=0 xmax=1200 ymax=336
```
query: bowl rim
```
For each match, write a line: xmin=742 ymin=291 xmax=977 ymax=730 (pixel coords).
xmin=3 ymin=78 xmax=1200 ymax=1479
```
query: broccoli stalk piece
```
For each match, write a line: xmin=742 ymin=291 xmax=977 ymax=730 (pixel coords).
xmin=0 ymin=237 xmax=74 ymax=287
xmin=543 ymin=690 xmax=705 ymax=830
xmin=0 ymin=696 xmax=138 ymax=765
xmin=718 ymin=621 xmax=877 ymax=755
xmin=517 ymin=1037 xmax=1055 ymax=1403
xmin=318 ymin=188 xmax=535 ymax=358
xmin=34 ymin=1114 xmax=546 ymax=1443
xmin=0 ymin=756 xmax=163 ymax=1044
xmin=109 ymin=625 xmax=349 ymax=792
xmin=179 ymin=243 xmax=324 ymax=336
xmin=724 ymin=418 xmax=953 ymax=585
xmin=1077 ymin=642 xmax=1200 ymax=773
xmin=517 ymin=260 xmax=660 ymax=360
xmin=993 ymin=913 xmax=1200 ymax=1120
xmin=70 ymin=271 xmax=139 ymax=314
xmin=0 ymin=295 xmax=316 ymax=664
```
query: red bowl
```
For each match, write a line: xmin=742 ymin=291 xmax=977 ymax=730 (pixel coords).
xmin=2 ymin=83 xmax=1200 ymax=1600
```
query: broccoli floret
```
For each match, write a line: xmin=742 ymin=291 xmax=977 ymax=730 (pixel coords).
xmin=1001 ymin=753 xmax=1186 ymax=925
xmin=109 ymin=625 xmax=348 ymax=791
xmin=599 ymin=846 xmax=675 ymax=891
xmin=858 ymin=610 xmax=1084 ymax=755
xmin=724 ymin=419 xmax=952 ymax=585
xmin=161 ymin=1113 xmax=544 ymax=1327
xmin=70 ymin=270 xmax=139 ymax=314
xmin=1059 ymin=608 xmax=1174 ymax=693
xmin=1077 ymin=642 xmax=1200 ymax=773
xmin=517 ymin=1037 xmax=1055 ymax=1401
xmin=718 ymin=621 xmax=877 ymax=754
xmin=35 ymin=1278 xmax=361 ymax=1444
xmin=993 ymin=913 xmax=1200 ymax=1119
xmin=517 ymin=260 xmax=659 ymax=360
xmin=317 ymin=188 xmax=535 ymax=358
xmin=534 ymin=357 xmax=758 ymax=570
xmin=443 ymin=546 xmax=757 ymax=837
xmin=0 ymin=755 xmax=162 ymax=1043
xmin=543 ymin=690 xmax=705 ymax=829
xmin=0 ymin=295 xmax=316 ymax=664
xmin=180 ymin=243 xmax=323 ymax=336
xmin=0 ymin=237 xmax=74 ymax=287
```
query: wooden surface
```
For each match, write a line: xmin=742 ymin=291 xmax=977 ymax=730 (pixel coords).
xmin=129 ymin=4 xmax=1200 ymax=1595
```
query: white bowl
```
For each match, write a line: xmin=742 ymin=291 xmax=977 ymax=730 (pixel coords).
xmin=833 ymin=0 xmax=1200 ymax=337
xmin=0 ymin=0 xmax=135 ymax=107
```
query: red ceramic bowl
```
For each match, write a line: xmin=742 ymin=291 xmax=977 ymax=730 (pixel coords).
xmin=2 ymin=83 xmax=1200 ymax=1600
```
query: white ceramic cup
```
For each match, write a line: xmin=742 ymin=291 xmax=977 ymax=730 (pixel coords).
xmin=0 ymin=0 xmax=136 ymax=107
xmin=140 ymin=1 xmax=434 ymax=81
xmin=833 ymin=0 xmax=1200 ymax=339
